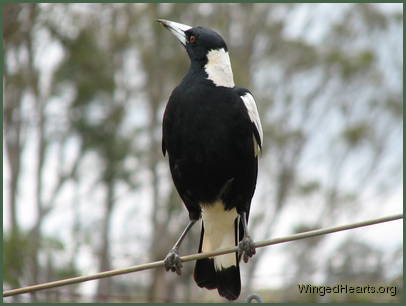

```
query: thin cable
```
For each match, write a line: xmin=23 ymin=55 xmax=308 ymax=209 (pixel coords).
xmin=3 ymin=213 xmax=402 ymax=297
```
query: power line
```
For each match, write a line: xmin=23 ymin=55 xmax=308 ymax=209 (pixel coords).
xmin=3 ymin=213 xmax=402 ymax=298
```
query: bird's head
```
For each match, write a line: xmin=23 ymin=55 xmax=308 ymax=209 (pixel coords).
xmin=157 ymin=19 xmax=234 ymax=87
xmin=157 ymin=19 xmax=227 ymax=62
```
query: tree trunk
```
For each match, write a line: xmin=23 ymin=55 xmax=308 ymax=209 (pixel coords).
xmin=95 ymin=178 xmax=115 ymax=302
xmin=4 ymin=86 xmax=23 ymax=236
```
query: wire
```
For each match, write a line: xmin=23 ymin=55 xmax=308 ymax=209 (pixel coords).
xmin=3 ymin=213 xmax=402 ymax=298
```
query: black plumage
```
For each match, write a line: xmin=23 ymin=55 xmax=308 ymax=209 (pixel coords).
xmin=162 ymin=83 xmax=258 ymax=219
xmin=158 ymin=19 xmax=262 ymax=301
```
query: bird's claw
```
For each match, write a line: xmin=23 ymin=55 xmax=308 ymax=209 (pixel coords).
xmin=238 ymin=236 xmax=256 ymax=263
xmin=164 ymin=249 xmax=183 ymax=275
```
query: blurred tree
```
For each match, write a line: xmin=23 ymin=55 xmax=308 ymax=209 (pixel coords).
xmin=4 ymin=3 xmax=24 ymax=239
xmin=235 ymin=3 xmax=402 ymax=296
xmin=50 ymin=6 xmax=142 ymax=300
xmin=326 ymin=239 xmax=384 ymax=284
xmin=4 ymin=3 xmax=90 ymax=301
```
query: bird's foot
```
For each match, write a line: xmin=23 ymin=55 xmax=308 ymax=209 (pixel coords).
xmin=238 ymin=236 xmax=256 ymax=263
xmin=164 ymin=249 xmax=183 ymax=275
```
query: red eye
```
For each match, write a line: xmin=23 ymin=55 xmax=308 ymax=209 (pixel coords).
xmin=189 ymin=35 xmax=197 ymax=43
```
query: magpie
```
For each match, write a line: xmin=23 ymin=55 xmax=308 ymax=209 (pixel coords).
xmin=157 ymin=19 xmax=263 ymax=301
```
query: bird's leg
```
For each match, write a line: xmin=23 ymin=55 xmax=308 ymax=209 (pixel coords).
xmin=238 ymin=211 xmax=256 ymax=263
xmin=164 ymin=219 xmax=197 ymax=275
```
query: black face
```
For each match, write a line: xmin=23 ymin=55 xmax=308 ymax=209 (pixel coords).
xmin=184 ymin=27 xmax=228 ymax=63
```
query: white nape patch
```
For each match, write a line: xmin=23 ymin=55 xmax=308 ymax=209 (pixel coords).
xmin=241 ymin=92 xmax=263 ymax=155
xmin=201 ymin=201 xmax=238 ymax=270
xmin=204 ymin=48 xmax=235 ymax=88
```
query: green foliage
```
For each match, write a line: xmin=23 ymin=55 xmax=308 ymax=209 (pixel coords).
xmin=298 ymin=180 xmax=321 ymax=195
xmin=56 ymin=29 xmax=115 ymax=102
xmin=341 ymin=122 xmax=371 ymax=147
xmin=356 ymin=50 xmax=374 ymax=67
xmin=268 ymin=125 xmax=305 ymax=146
xmin=55 ymin=263 xmax=79 ymax=280
xmin=54 ymin=25 xmax=135 ymax=186
xmin=3 ymin=230 xmax=71 ymax=288
xmin=325 ymin=49 xmax=375 ymax=79
xmin=292 ymin=223 xmax=320 ymax=234
xmin=3 ymin=230 xmax=28 ymax=288
xmin=384 ymin=98 xmax=403 ymax=119
xmin=42 ymin=236 xmax=65 ymax=251
xmin=282 ymin=39 xmax=319 ymax=73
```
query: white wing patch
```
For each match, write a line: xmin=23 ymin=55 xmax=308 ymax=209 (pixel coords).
xmin=241 ymin=92 xmax=263 ymax=156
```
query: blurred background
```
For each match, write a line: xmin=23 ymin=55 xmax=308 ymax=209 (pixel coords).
xmin=3 ymin=3 xmax=403 ymax=303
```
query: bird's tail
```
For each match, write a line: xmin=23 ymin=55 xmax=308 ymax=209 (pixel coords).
xmin=194 ymin=203 xmax=241 ymax=301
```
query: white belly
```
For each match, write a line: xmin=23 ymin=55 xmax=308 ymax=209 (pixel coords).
xmin=201 ymin=201 xmax=239 ymax=270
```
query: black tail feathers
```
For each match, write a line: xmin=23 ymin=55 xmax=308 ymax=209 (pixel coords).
xmin=215 ymin=264 xmax=241 ymax=300
xmin=194 ymin=258 xmax=217 ymax=289
xmin=194 ymin=258 xmax=241 ymax=300
xmin=194 ymin=222 xmax=241 ymax=301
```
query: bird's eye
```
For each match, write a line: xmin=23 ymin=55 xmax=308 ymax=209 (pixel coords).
xmin=189 ymin=35 xmax=197 ymax=44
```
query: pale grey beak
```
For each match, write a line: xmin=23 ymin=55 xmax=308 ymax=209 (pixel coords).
xmin=157 ymin=19 xmax=192 ymax=46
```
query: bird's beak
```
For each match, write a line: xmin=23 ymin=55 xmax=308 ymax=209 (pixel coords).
xmin=156 ymin=19 xmax=192 ymax=46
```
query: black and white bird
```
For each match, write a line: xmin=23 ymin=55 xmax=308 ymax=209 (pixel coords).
xmin=157 ymin=19 xmax=263 ymax=301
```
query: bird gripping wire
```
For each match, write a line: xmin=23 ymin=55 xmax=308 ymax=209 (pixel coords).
xmin=3 ymin=213 xmax=402 ymax=298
